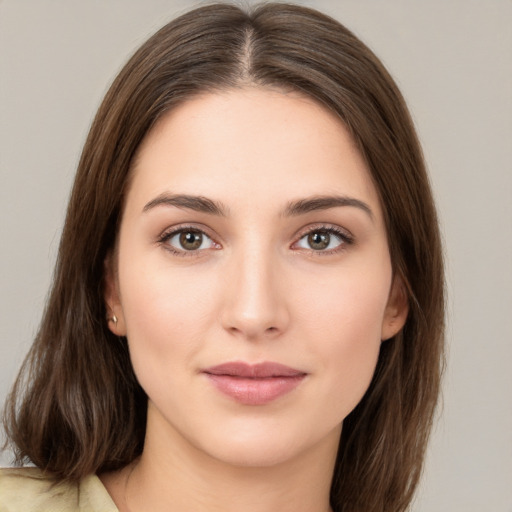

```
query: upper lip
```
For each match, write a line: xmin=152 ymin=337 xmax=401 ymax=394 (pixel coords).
xmin=203 ymin=361 xmax=306 ymax=378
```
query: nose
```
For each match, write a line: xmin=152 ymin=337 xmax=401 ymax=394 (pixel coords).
xmin=220 ymin=246 xmax=290 ymax=341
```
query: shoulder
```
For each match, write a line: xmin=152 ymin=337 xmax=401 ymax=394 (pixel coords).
xmin=0 ymin=467 xmax=118 ymax=511
xmin=0 ymin=467 xmax=78 ymax=511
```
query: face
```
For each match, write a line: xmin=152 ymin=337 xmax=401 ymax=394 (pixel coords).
xmin=106 ymin=88 xmax=408 ymax=468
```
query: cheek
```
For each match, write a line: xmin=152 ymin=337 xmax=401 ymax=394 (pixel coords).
xmin=117 ymin=254 xmax=218 ymax=379
xmin=294 ymin=264 xmax=391 ymax=411
xmin=297 ymin=261 xmax=391 ymax=342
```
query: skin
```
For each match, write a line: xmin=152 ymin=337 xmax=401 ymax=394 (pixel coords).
xmin=102 ymin=87 xmax=408 ymax=512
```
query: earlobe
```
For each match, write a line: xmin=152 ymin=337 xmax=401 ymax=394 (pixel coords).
xmin=381 ymin=275 xmax=409 ymax=341
xmin=103 ymin=254 xmax=127 ymax=336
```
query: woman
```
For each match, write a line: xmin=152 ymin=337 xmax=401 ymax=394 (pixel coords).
xmin=1 ymin=3 xmax=444 ymax=511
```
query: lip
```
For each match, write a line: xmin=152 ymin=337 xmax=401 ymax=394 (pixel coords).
xmin=202 ymin=361 xmax=307 ymax=405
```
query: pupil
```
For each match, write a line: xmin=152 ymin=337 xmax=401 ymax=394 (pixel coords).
xmin=308 ymin=232 xmax=329 ymax=250
xmin=180 ymin=231 xmax=202 ymax=250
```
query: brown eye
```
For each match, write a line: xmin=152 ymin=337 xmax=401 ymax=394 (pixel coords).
xmin=307 ymin=232 xmax=330 ymax=250
xmin=179 ymin=231 xmax=203 ymax=250
xmin=295 ymin=228 xmax=348 ymax=252
xmin=164 ymin=229 xmax=215 ymax=253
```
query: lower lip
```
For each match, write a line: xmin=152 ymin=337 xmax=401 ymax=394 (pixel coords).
xmin=205 ymin=374 xmax=305 ymax=405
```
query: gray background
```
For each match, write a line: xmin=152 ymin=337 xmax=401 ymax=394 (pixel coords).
xmin=1 ymin=1 xmax=511 ymax=510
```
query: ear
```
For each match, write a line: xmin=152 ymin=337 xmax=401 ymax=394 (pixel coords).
xmin=103 ymin=253 xmax=127 ymax=336
xmin=381 ymin=275 xmax=409 ymax=341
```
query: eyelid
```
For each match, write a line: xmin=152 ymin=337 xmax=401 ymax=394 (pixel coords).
xmin=156 ymin=222 xmax=353 ymax=257
xmin=291 ymin=223 xmax=354 ymax=253
xmin=157 ymin=223 xmax=222 ymax=256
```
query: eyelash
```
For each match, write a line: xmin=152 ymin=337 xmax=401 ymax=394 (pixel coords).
xmin=157 ymin=224 xmax=219 ymax=257
xmin=157 ymin=224 xmax=354 ymax=257
xmin=293 ymin=224 xmax=354 ymax=256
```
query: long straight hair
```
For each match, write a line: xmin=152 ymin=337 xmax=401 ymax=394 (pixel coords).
xmin=3 ymin=4 xmax=444 ymax=511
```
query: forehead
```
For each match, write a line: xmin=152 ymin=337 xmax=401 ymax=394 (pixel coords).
xmin=126 ymin=87 xmax=382 ymax=220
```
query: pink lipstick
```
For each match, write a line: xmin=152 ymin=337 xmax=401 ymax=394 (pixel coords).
xmin=203 ymin=362 xmax=306 ymax=405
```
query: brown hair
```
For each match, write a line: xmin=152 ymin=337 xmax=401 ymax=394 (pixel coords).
xmin=3 ymin=3 xmax=444 ymax=511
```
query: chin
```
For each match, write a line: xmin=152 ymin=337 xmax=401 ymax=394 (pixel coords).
xmin=203 ymin=441 xmax=306 ymax=469
xmin=189 ymin=417 xmax=342 ymax=469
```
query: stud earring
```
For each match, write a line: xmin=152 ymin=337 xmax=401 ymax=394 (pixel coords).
xmin=109 ymin=314 xmax=118 ymax=326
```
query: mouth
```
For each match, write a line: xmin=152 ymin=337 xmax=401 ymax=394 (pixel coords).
xmin=202 ymin=361 xmax=307 ymax=405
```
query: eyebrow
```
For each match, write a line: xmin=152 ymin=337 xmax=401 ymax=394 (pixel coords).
xmin=143 ymin=193 xmax=228 ymax=216
xmin=142 ymin=193 xmax=373 ymax=220
xmin=283 ymin=195 xmax=374 ymax=220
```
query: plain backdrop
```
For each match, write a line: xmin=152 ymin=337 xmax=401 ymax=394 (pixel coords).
xmin=1 ymin=1 xmax=511 ymax=510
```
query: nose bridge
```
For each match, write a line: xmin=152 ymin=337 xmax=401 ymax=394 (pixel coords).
xmin=221 ymin=237 xmax=288 ymax=339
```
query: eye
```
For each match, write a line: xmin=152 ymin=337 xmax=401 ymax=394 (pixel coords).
xmin=294 ymin=227 xmax=351 ymax=252
xmin=162 ymin=228 xmax=216 ymax=253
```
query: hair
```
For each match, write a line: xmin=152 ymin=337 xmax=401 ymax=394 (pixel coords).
xmin=2 ymin=3 xmax=444 ymax=511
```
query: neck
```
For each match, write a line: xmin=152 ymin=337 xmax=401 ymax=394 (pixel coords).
xmin=113 ymin=405 xmax=339 ymax=512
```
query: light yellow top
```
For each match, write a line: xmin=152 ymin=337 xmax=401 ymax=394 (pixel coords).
xmin=0 ymin=467 xmax=118 ymax=512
